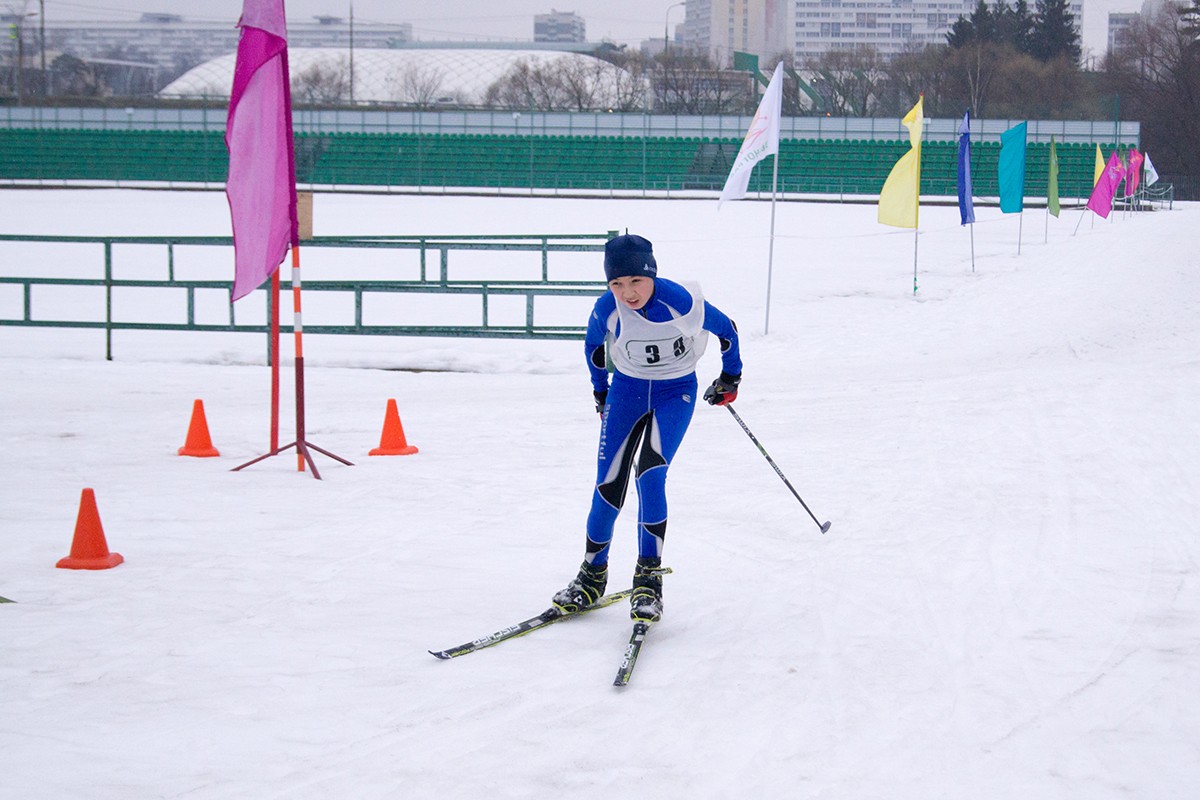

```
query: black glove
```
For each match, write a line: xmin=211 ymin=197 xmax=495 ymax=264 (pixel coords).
xmin=594 ymin=390 xmax=608 ymax=414
xmin=703 ymin=371 xmax=741 ymax=406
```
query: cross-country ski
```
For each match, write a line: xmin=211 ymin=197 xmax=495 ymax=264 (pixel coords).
xmin=429 ymin=589 xmax=632 ymax=660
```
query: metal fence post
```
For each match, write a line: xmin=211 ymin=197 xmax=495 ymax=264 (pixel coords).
xmin=104 ymin=241 xmax=113 ymax=360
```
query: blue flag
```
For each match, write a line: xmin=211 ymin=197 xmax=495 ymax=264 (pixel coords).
xmin=956 ymin=111 xmax=975 ymax=225
xmin=998 ymin=122 xmax=1028 ymax=214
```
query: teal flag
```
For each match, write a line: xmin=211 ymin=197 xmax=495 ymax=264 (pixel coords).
xmin=998 ymin=122 xmax=1028 ymax=214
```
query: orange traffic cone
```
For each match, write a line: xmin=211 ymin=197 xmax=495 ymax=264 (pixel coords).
xmin=178 ymin=399 xmax=219 ymax=457
xmin=369 ymin=399 xmax=419 ymax=456
xmin=57 ymin=488 xmax=124 ymax=570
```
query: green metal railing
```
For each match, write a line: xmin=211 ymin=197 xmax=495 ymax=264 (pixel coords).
xmin=0 ymin=232 xmax=613 ymax=358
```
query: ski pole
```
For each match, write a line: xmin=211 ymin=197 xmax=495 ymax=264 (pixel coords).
xmin=725 ymin=404 xmax=831 ymax=534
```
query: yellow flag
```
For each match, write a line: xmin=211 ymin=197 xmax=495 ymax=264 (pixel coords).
xmin=901 ymin=95 xmax=924 ymax=149
xmin=878 ymin=97 xmax=924 ymax=229
xmin=1093 ymin=144 xmax=1105 ymax=187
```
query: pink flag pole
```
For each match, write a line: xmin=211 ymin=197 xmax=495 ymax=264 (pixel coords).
xmin=227 ymin=0 xmax=350 ymax=479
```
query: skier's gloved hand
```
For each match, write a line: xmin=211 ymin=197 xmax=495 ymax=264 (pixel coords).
xmin=703 ymin=372 xmax=741 ymax=406
xmin=594 ymin=390 xmax=608 ymax=414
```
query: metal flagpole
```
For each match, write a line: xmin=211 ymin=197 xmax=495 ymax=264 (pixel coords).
xmin=764 ymin=152 xmax=779 ymax=335
xmin=912 ymin=117 xmax=921 ymax=296
xmin=1073 ymin=204 xmax=1087 ymax=236
xmin=912 ymin=229 xmax=919 ymax=294
xmin=913 ymin=102 xmax=923 ymax=294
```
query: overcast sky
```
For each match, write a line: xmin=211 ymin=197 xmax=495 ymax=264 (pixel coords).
xmin=37 ymin=0 xmax=1142 ymax=60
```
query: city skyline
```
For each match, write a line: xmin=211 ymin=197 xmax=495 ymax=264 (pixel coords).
xmin=24 ymin=0 xmax=1147 ymax=60
xmin=32 ymin=1 xmax=686 ymax=48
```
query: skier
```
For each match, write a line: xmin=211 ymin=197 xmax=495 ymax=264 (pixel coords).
xmin=552 ymin=233 xmax=743 ymax=624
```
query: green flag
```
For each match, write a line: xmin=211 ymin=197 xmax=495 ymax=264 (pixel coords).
xmin=1048 ymin=135 xmax=1060 ymax=217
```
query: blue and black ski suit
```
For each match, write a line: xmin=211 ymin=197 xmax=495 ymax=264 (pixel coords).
xmin=582 ymin=277 xmax=742 ymax=565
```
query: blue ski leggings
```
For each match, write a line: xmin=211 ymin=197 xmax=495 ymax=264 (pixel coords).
xmin=584 ymin=371 xmax=697 ymax=565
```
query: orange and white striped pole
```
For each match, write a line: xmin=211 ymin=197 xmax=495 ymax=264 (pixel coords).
xmin=290 ymin=243 xmax=308 ymax=473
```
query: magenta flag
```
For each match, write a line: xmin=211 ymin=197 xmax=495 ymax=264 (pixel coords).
xmin=1126 ymin=148 xmax=1144 ymax=198
xmin=225 ymin=0 xmax=297 ymax=302
xmin=1086 ymin=152 xmax=1127 ymax=219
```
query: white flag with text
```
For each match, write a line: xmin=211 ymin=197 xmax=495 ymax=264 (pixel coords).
xmin=718 ymin=62 xmax=784 ymax=206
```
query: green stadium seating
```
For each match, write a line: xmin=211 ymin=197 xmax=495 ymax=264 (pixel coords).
xmin=0 ymin=128 xmax=1104 ymax=198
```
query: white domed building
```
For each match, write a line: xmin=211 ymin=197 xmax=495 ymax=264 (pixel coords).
xmin=160 ymin=47 xmax=646 ymax=110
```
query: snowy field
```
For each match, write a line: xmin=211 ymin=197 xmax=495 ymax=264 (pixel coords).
xmin=1 ymin=188 xmax=1198 ymax=799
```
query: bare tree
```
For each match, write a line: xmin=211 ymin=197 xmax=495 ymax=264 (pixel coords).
xmin=944 ymin=41 xmax=1006 ymax=117
xmin=51 ymin=54 xmax=110 ymax=98
xmin=598 ymin=49 xmax=651 ymax=111
xmin=757 ymin=53 xmax=806 ymax=115
xmin=653 ymin=50 xmax=747 ymax=114
xmin=557 ymin=56 xmax=607 ymax=111
xmin=388 ymin=63 xmax=448 ymax=108
xmin=485 ymin=59 xmax=572 ymax=110
xmin=881 ymin=43 xmax=954 ymax=116
xmin=292 ymin=57 xmax=350 ymax=105
xmin=484 ymin=55 xmax=645 ymax=111
xmin=1104 ymin=1 xmax=1200 ymax=184
xmin=803 ymin=47 xmax=888 ymax=116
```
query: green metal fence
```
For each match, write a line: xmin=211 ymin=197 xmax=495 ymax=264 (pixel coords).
xmin=0 ymin=233 xmax=613 ymax=358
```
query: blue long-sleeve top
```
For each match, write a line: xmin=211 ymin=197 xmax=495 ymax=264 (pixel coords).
xmin=585 ymin=277 xmax=742 ymax=394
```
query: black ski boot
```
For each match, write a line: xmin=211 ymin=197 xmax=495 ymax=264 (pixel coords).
xmin=630 ymin=556 xmax=665 ymax=623
xmin=551 ymin=560 xmax=608 ymax=613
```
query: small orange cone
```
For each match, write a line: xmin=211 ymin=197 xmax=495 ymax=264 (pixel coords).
xmin=178 ymin=399 xmax=219 ymax=457
xmin=57 ymin=488 xmax=124 ymax=570
xmin=369 ymin=398 xmax=419 ymax=456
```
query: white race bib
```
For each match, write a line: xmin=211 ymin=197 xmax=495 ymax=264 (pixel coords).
xmin=609 ymin=282 xmax=707 ymax=380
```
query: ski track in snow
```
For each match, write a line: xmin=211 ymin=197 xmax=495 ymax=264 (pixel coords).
xmin=1 ymin=189 xmax=1198 ymax=798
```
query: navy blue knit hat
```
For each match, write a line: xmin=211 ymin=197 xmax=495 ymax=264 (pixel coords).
xmin=604 ymin=234 xmax=657 ymax=282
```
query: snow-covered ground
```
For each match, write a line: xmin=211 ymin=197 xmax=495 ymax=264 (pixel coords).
xmin=2 ymin=188 xmax=1197 ymax=798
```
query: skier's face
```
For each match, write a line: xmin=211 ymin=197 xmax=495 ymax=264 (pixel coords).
xmin=609 ymin=276 xmax=654 ymax=310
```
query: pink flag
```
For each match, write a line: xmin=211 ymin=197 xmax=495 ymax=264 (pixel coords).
xmin=225 ymin=0 xmax=297 ymax=302
xmin=1126 ymin=148 xmax=1144 ymax=198
xmin=1086 ymin=152 xmax=1126 ymax=219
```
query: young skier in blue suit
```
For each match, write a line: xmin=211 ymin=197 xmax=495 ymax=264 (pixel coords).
xmin=552 ymin=233 xmax=743 ymax=623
